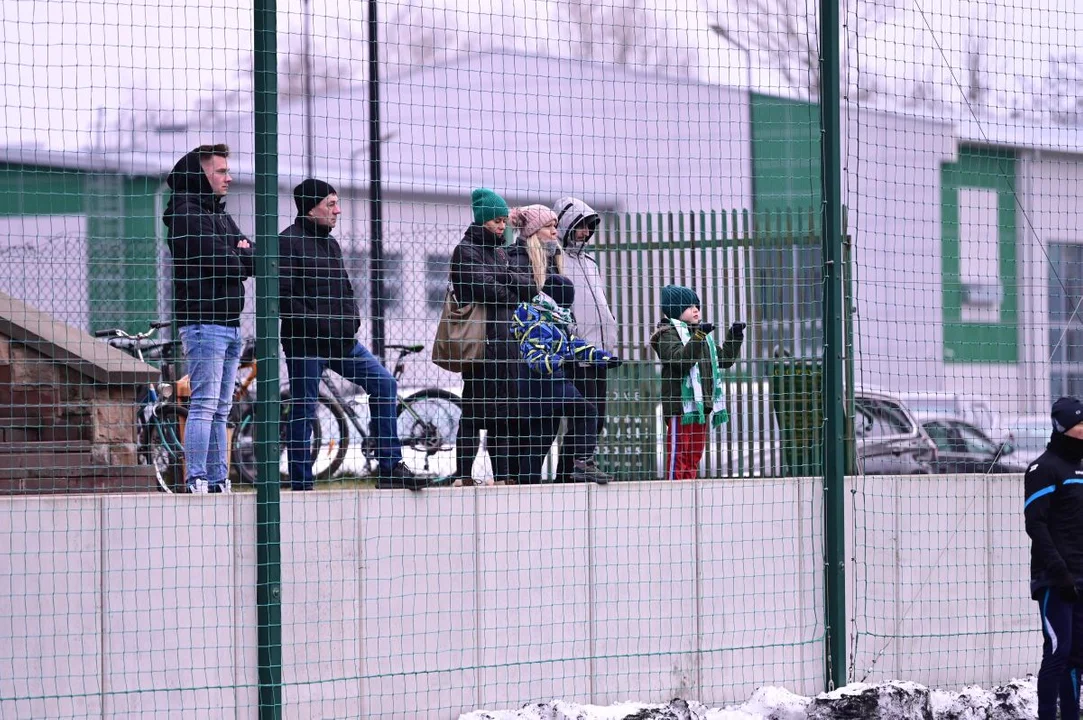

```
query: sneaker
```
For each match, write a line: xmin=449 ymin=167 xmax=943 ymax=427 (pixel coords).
xmin=375 ymin=462 xmax=429 ymax=491
xmin=209 ymin=482 xmax=231 ymax=494
xmin=187 ymin=478 xmax=209 ymax=494
xmin=572 ymin=459 xmax=612 ymax=485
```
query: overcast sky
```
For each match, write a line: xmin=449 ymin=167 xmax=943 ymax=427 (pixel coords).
xmin=1 ymin=0 xmax=1079 ymax=150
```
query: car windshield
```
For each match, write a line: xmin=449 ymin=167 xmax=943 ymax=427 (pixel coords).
xmin=955 ymin=422 xmax=997 ymax=455
xmin=855 ymin=398 xmax=913 ymax=438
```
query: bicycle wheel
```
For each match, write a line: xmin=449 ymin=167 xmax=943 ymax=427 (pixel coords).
xmin=231 ymin=393 xmax=349 ymax=485
xmin=139 ymin=403 xmax=186 ymax=493
xmin=397 ymin=389 xmax=461 ymax=475
xmin=305 ymin=394 xmax=350 ymax=481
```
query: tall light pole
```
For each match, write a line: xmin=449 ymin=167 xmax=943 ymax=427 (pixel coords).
xmin=302 ymin=0 xmax=314 ymax=177
xmin=366 ymin=0 xmax=386 ymax=362
xmin=350 ymin=131 xmax=397 ymax=357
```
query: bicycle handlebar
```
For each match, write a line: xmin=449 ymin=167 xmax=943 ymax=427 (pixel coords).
xmin=94 ymin=321 xmax=171 ymax=340
xmin=386 ymin=344 xmax=425 ymax=355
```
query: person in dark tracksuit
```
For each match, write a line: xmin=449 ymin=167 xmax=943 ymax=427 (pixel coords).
xmin=511 ymin=275 xmax=620 ymax=485
xmin=1025 ymin=396 xmax=1083 ymax=720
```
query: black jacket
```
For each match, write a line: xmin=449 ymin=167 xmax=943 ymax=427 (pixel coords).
xmin=450 ymin=225 xmax=535 ymax=366
xmin=1024 ymin=433 xmax=1083 ymax=598
xmin=279 ymin=217 xmax=361 ymax=359
xmin=162 ymin=151 xmax=254 ymax=327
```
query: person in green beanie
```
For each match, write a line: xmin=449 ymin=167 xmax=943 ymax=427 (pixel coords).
xmin=448 ymin=188 xmax=535 ymax=485
xmin=649 ymin=284 xmax=746 ymax=480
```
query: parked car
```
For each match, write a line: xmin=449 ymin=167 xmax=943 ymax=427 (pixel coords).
xmin=919 ymin=416 xmax=1028 ymax=474
xmin=853 ymin=390 xmax=938 ymax=475
xmin=1002 ymin=413 xmax=1050 ymax=462
xmin=897 ymin=392 xmax=1001 ymax=440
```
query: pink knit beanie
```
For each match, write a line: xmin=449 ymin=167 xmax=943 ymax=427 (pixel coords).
xmin=509 ymin=204 xmax=558 ymax=239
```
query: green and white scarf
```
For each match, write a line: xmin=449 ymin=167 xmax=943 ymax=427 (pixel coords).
xmin=671 ymin=319 xmax=729 ymax=427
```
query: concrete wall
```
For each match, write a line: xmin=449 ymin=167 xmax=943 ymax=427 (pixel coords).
xmin=0 ymin=476 xmax=1038 ymax=719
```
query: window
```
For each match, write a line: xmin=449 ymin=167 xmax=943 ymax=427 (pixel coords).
xmin=425 ymin=253 xmax=451 ymax=309
xmin=342 ymin=248 xmax=403 ymax=312
xmin=1048 ymin=243 xmax=1083 ymax=397
xmin=955 ymin=422 xmax=997 ymax=456
xmin=854 ymin=398 xmax=913 ymax=439
xmin=923 ymin=422 xmax=953 ymax=452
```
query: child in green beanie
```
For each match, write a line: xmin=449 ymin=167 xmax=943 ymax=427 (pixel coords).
xmin=649 ymin=284 xmax=746 ymax=480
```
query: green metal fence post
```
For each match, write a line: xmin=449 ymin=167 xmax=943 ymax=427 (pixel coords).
xmin=820 ymin=0 xmax=848 ymax=693
xmin=253 ymin=0 xmax=283 ymax=714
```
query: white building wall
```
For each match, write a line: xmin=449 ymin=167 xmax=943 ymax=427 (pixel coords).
xmin=1017 ymin=151 xmax=1083 ymax=412
xmin=842 ymin=105 xmax=957 ymax=394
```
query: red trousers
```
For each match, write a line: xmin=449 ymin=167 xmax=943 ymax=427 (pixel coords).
xmin=665 ymin=417 xmax=707 ymax=480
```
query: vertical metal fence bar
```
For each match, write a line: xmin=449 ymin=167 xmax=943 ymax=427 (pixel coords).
xmin=820 ymin=0 xmax=848 ymax=692
xmin=253 ymin=0 xmax=283 ymax=713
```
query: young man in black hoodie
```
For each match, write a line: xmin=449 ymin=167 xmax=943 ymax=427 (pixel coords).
xmin=280 ymin=179 xmax=425 ymax=491
xmin=163 ymin=144 xmax=253 ymax=494
xmin=1024 ymin=396 xmax=1083 ymax=720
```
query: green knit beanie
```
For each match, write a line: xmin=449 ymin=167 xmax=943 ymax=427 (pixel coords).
xmin=661 ymin=284 xmax=700 ymax=320
xmin=472 ymin=187 xmax=510 ymax=225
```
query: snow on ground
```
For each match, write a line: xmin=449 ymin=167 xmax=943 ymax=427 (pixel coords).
xmin=459 ymin=677 xmax=1039 ymax=720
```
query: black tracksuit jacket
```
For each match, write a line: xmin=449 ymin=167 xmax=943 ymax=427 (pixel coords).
xmin=1024 ymin=433 xmax=1083 ymax=599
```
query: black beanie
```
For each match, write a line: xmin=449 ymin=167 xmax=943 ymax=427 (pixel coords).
xmin=544 ymin=275 xmax=576 ymax=309
xmin=1052 ymin=397 xmax=1083 ymax=434
xmin=294 ymin=178 xmax=337 ymax=217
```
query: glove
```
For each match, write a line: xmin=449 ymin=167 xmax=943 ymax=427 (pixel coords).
xmin=604 ymin=356 xmax=624 ymax=369
xmin=729 ymin=322 xmax=747 ymax=340
xmin=694 ymin=323 xmax=715 ymax=339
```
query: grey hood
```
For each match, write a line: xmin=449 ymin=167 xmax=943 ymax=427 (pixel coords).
xmin=553 ymin=197 xmax=600 ymax=256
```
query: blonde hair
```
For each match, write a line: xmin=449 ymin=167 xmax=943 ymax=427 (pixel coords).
xmin=522 ymin=232 xmax=564 ymax=290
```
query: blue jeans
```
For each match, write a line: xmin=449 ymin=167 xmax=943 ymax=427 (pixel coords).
xmin=285 ymin=343 xmax=401 ymax=490
xmin=1037 ymin=587 xmax=1083 ymax=720
xmin=179 ymin=324 xmax=243 ymax=489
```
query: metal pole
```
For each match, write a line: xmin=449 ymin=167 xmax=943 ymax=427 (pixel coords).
xmin=302 ymin=0 xmax=314 ymax=177
xmin=819 ymin=0 xmax=847 ymax=693
xmin=253 ymin=0 xmax=282 ymax=713
xmin=367 ymin=0 xmax=386 ymax=361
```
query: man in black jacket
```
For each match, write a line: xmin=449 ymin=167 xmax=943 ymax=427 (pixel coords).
xmin=1025 ymin=396 xmax=1083 ymax=720
xmin=280 ymin=179 xmax=425 ymax=491
xmin=163 ymin=144 xmax=253 ymax=494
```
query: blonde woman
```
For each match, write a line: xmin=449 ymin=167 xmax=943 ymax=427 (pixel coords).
xmin=509 ymin=204 xmax=563 ymax=291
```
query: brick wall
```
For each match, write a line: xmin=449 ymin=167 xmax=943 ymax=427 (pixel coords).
xmin=0 ymin=333 xmax=156 ymax=493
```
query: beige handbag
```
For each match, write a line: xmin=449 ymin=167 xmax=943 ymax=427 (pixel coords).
xmin=431 ymin=286 xmax=487 ymax=373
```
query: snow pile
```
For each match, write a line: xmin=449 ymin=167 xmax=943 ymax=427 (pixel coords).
xmin=459 ymin=677 xmax=1038 ymax=720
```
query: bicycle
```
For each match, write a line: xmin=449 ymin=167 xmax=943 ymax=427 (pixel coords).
xmin=94 ymin=321 xmax=187 ymax=493
xmin=230 ymin=343 xmax=462 ymax=485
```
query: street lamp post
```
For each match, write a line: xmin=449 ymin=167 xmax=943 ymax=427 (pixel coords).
xmin=349 ymin=131 xmax=397 ymax=361
xmin=366 ymin=0 xmax=386 ymax=362
xmin=302 ymin=0 xmax=314 ymax=177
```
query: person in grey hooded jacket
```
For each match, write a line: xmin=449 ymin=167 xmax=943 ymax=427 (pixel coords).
xmin=551 ymin=197 xmax=619 ymax=482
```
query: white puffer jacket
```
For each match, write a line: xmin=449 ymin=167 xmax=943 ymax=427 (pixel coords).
xmin=553 ymin=197 xmax=618 ymax=354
